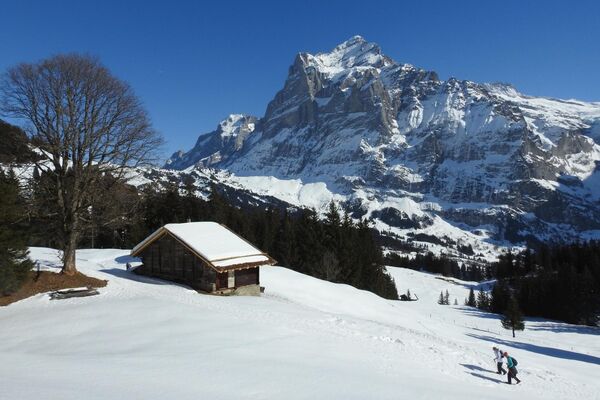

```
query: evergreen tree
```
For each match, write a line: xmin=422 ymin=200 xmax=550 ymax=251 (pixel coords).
xmin=207 ymin=184 xmax=229 ymax=224
xmin=444 ymin=289 xmax=450 ymax=305
xmin=295 ymin=209 xmax=324 ymax=275
xmin=489 ymin=281 xmax=510 ymax=314
xmin=273 ymin=210 xmax=295 ymax=268
xmin=438 ymin=291 xmax=445 ymax=305
xmin=467 ymin=288 xmax=477 ymax=307
xmin=0 ymin=120 xmax=37 ymax=163
xmin=454 ymin=298 xmax=458 ymax=306
xmin=501 ymin=297 xmax=525 ymax=337
xmin=578 ymin=266 xmax=600 ymax=326
xmin=476 ymin=289 xmax=489 ymax=310
xmin=337 ymin=210 xmax=355 ymax=277
xmin=0 ymin=170 xmax=34 ymax=295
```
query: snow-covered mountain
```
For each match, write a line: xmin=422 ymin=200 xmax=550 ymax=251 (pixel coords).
xmin=166 ymin=114 xmax=257 ymax=169
xmin=166 ymin=36 xmax=600 ymax=256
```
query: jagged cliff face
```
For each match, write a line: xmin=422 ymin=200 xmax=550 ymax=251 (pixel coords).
xmin=167 ymin=36 xmax=600 ymax=254
xmin=166 ymin=114 xmax=257 ymax=169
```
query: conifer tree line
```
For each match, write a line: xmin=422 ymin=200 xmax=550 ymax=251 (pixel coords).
xmin=387 ymin=237 xmax=599 ymax=326
xmin=0 ymin=121 xmax=36 ymax=295
xmin=0 ymin=169 xmax=34 ymax=295
xmin=468 ymin=244 xmax=600 ymax=327
xmin=489 ymin=244 xmax=600 ymax=326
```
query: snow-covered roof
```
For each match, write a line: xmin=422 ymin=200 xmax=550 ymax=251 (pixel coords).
xmin=131 ymin=222 xmax=274 ymax=270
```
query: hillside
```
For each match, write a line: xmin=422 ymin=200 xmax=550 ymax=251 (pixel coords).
xmin=0 ymin=248 xmax=598 ymax=399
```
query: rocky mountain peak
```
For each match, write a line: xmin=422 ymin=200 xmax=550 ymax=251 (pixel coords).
xmin=340 ymin=34 xmax=367 ymax=46
xmin=307 ymin=35 xmax=389 ymax=73
xmin=217 ymin=114 xmax=256 ymax=138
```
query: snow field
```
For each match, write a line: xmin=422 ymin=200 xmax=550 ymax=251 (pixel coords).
xmin=0 ymin=247 xmax=598 ymax=400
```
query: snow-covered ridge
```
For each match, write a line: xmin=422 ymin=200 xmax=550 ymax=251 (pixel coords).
xmin=306 ymin=35 xmax=392 ymax=77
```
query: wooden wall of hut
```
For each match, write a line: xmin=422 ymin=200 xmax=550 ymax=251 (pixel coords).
xmin=235 ymin=268 xmax=259 ymax=287
xmin=137 ymin=234 xmax=216 ymax=292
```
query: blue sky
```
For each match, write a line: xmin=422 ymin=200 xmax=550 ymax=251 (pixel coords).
xmin=1 ymin=0 xmax=599 ymax=159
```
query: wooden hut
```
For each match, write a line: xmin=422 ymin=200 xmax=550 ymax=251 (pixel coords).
xmin=130 ymin=222 xmax=276 ymax=295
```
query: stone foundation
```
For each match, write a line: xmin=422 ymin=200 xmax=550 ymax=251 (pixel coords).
xmin=232 ymin=284 xmax=261 ymax=296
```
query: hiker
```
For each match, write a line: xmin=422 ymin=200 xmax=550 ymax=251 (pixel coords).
xmin=504 ymin=351 xmax=521 ymax=384
xmin=493 ymin=346 xmax=507 ymax=375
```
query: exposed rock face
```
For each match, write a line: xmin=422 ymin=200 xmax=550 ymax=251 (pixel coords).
xmin=166 ymin=36 xmax=600 ymax=253
xmin=166 ymin=114 xmax=257 ymax=169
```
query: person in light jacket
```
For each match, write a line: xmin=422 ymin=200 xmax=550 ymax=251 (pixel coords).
xmin=493 ymin=346 xmax=507 ymax=375
xmin=504 ymin=351 xmax=521 ymax=384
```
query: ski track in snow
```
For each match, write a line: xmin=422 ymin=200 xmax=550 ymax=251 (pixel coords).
xmin=0 ymin=247 xmax=598 ymax=400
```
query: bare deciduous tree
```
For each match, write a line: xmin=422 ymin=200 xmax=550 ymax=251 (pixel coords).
xmin=1 ymin=54 xmax=163 ymax=274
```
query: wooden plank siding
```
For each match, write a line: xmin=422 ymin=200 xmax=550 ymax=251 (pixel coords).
xmin=235 ymin=268 xmax=259 ymax=287
xmin=137 ymin=235 xmax=214 ymax=291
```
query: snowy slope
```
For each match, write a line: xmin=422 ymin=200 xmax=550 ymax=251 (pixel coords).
xmin=0 ymin=248 xmax=598 ymax=400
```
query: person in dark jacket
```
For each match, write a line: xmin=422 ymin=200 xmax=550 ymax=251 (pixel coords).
xmin=504 ymin=351 xmax=521 ymax=384
xmin=493 ymin=346 xmax=507 ymax=375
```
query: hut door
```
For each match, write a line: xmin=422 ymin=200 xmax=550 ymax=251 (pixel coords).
xmin=227 ymin=270 xmax=235 ymax=288
xmin=217 ymin=272 xmax=228 ymax=289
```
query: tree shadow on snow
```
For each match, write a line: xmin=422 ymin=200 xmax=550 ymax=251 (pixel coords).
xmin=99 ymin=268 xmax=184 ymax=287
xmin=467 ymin=333 xmax=600 ymax=366
xmin=527 ymin=322 xmax=600 ymax=336
xmin=114 ymin=255 xmax=139 ymax=264
xmin=101 ymin=255 xmax=194 ymax=289
xmin=460 ymin=309 xmax=503 ymax=321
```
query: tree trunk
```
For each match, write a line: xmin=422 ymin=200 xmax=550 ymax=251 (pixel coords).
xmin=62 ymin=232 xmax=78 ymax=275
xmin=512 ymin=326 xmax=515 ymax=338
